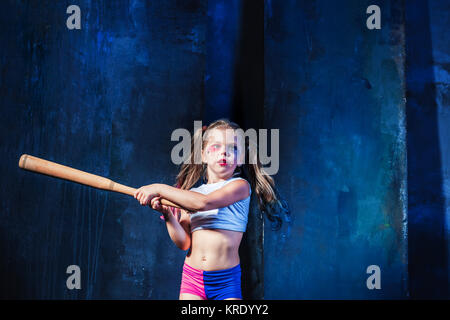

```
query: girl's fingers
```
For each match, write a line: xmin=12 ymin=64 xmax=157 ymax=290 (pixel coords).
xmin=135 ymin=188 xmax=142 ymax=198
xmin=136 ymin=192 xmax=162 ymax=209
xmin=149 ymin=196 xmax=159 ymax=209
xmin=151 ymin=197 xmax=160 ymax=207
xmin=145 ymin=195 xmax=153 ymax=206
xmin=147 ymin=194 xmax=156 ymax=206
xmin=140 ymin=193 xmax=147 ymax=205
xmin=161 ymin=205 xmax=169 ymax=214
xmin=134 ymin=189 xmax=140 ymax=198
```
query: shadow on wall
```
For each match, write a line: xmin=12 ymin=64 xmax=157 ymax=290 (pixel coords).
xmin=0 ymin=231 xmax=27 ymax=299
xmin=405 ymin=0 xmax=449 ymax=299
xmin=203 ymin=0 xmax=265 ymax=299
xmin=232 ymin=0 xmax=265 ymax=300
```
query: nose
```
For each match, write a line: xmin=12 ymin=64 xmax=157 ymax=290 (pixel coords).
xmin=219 ymin=147 xmax=229 ymax=158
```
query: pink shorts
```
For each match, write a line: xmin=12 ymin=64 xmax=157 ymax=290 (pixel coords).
xmin=179 ymin=262 xmax=243 ymax=300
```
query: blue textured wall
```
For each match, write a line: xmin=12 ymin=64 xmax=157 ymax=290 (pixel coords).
xmin=405 ymin=0 xmax=449 ymax=299
xmin=0 ymin=0 xmax=448 ymax=300
xmin=203 ymin=0 xmax=265 ymax=299
xmin=0 ymin=0 xmax=206 ymax=299
xmin=264 ymin=0 xmax=408 ymax=299
xmin=204 ymin=0 xmax=239 ymax=123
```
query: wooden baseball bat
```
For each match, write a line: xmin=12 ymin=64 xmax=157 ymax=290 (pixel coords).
xmin=18 ymin=154 xmax=182 ymax=209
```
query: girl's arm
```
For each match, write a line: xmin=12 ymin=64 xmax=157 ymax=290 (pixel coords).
xmin=163 ymin=208 xmax=191 ymax=251
xmin=135 ymin=180 xmax=250 ymax=213
xmin=150 ymin=197 xmax=191 ymax=251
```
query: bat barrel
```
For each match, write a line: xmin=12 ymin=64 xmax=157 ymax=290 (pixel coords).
xmin=18 ymin=154 xmax=182 ymax=209
xmin=19 ymin=154 xmax=116 ymax=192
xmin=18 ymin=154 xmax=29 ymax=169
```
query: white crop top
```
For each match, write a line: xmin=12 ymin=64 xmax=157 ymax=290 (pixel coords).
xmin=189 ymin=177 xmax=251 ymax=232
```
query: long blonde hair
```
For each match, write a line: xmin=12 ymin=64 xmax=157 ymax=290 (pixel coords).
xmin=174 ymin=118 xmax=290 ymax=230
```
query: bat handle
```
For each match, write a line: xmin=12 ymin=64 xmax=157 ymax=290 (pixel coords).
xmin=159 ymin=199 xmax=182 ymax=209
xmin=18 ymin=153 xmax=183 ymax=210
xmin=112 ymin=183 xmax=182 ymax=209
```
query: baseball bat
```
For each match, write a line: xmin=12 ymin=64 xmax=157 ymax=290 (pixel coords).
xmin=18 ymin=154 xmax=182 ymax=209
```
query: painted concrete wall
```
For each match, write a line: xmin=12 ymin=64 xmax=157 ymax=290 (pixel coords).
xmin=405 ymin=0 xmax=449 ymax=299
xmin=204 ymin=0 xmax=265 ymax=299
xmin=264 ymin=0 xmax=408 ymax=299
xmin=0 ymin=0 xmax=206 ymax=299
xmin=0 ymin=0 xmax=448 ymax=300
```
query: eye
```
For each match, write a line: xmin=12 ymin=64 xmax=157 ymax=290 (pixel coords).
xmin=210 ymin=144 xmax=220 ymax=150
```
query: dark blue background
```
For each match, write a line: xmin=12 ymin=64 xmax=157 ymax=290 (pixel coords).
xmin=0 ymin=0 xmax=448 ymax=299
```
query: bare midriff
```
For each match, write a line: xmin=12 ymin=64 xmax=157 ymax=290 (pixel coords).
xmin=184 ymin=229 xmax=243 ymax=271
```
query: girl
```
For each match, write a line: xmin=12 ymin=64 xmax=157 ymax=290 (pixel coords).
xmin=133 ymin=119 xmax=289 ymax=300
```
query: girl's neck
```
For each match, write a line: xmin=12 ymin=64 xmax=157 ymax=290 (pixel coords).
xmin=206 ymin=175 xmax=234 ymax=184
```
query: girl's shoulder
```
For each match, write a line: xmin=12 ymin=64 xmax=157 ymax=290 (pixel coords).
xmin=225 ymin=177 xmax=252 ymax=195
xmin=189 ymin=177 xmax=251 ymax=195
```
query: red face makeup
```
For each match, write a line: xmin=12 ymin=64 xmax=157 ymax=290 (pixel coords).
xmin=203 ymin=129 xmax=240 ymax=173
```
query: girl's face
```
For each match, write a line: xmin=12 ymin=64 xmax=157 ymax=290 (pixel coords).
xmin=202 ymin=128 xmax=244 ymax=177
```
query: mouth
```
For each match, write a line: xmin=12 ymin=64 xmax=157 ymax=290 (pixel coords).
xmin=218 ymin=159 xmax=227 ymax=166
